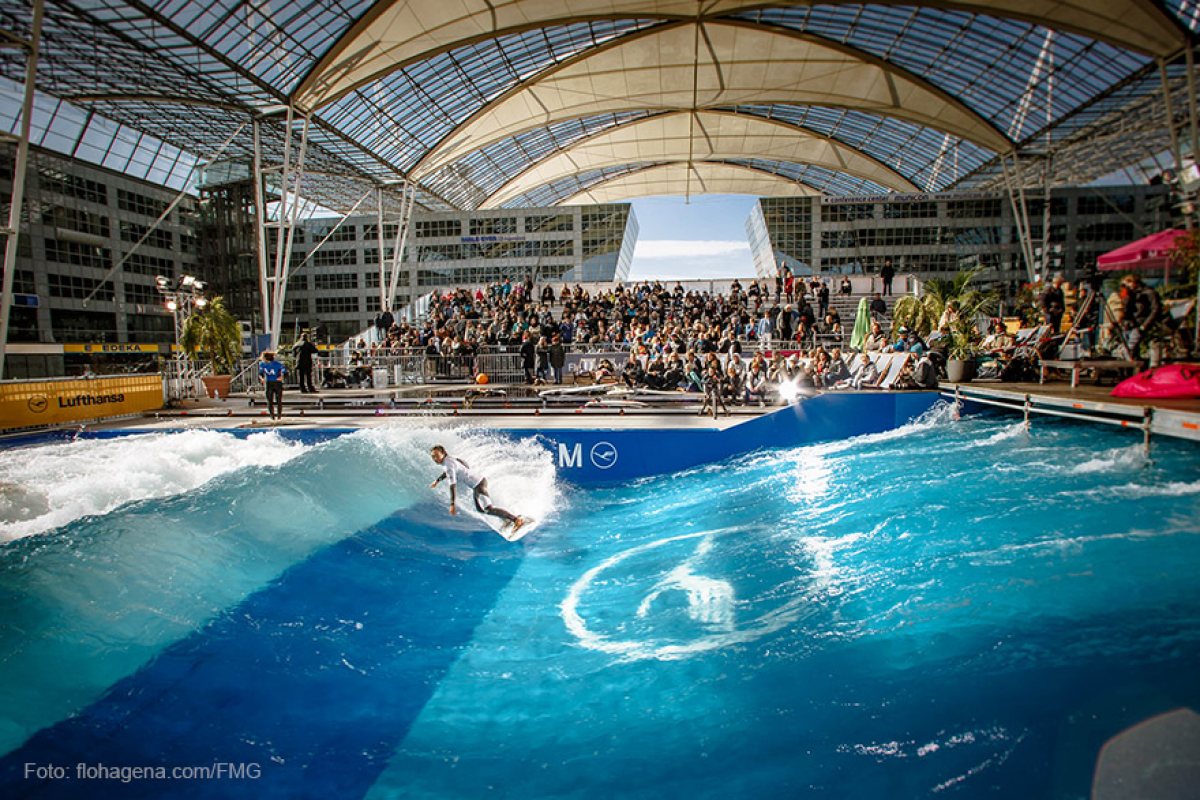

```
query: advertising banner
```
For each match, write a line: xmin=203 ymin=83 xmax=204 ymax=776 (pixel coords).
xmin=0 ymin=375 xmax=163 ymax=430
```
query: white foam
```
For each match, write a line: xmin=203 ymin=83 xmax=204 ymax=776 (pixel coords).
xmin=561 ymin=528 xmax=819 ymax=661
xmin=0 ymin=431 xmax=307 ymax=542
xmin=1068 ymin=443 xmax=1148 ymax=474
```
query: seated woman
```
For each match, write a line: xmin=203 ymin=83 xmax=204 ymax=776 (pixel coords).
xmin=594 ymin=358 xmax=617 ymax=382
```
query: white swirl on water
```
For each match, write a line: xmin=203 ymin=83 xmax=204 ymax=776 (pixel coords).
xmin=561 ymin=528 xmax=819 ymax=662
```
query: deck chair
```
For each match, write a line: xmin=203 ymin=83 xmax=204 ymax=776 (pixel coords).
xmin=571 ymin=358 xmax=595 ymax=385
xmin=876 ymin=353 xmax=912 ymax=389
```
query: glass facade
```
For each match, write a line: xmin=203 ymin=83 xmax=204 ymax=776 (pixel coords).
xmin=748 ymin=186 xmax=1176 ymax=289
xmin=2 ymin=143 xmax=199 ymax=348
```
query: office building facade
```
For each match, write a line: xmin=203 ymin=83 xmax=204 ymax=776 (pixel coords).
xmin=747 ymin=186 xmax=1177 ymax=289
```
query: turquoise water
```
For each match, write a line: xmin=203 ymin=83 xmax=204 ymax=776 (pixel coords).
xmin=2 ymin=409 xmax=1199 ymax=797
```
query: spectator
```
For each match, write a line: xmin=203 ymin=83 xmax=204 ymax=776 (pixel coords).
xmin=1120 ymin=273 xmax=1162 ymax=361
xmin=1040 ymin=274 xmax=1066 ymax=332
xmin=880 ymin=260 xmax=895 ymax=295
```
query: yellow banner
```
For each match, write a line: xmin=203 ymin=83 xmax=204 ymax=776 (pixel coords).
xmin=0 ymin=376 xmax=163 ymax=431
xmin=63 ymin=343 xmax=163 ymax=354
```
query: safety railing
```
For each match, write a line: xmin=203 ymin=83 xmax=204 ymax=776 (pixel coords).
xmin=162 ymin=358 xmax=204 ymax=402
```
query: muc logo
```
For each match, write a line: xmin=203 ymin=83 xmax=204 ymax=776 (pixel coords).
xmin=557 ymin=441 xmax=618 ymax=470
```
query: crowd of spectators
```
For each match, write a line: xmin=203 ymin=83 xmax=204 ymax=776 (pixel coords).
xmin=333 ymin=276 xmax=945 ymax=401
xmin=369 ymin=276 xmax=862 ymax=360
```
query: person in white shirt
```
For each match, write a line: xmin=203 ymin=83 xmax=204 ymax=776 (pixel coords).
xmin=429 ymin=445 xmax=526 ymax=536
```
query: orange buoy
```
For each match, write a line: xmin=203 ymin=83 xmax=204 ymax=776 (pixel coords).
xmin=476 ymin=373 xmax=489 ymax=385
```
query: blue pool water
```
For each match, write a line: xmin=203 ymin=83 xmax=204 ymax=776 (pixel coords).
xmin=2 ymin=408 xmax=1199 ymax=798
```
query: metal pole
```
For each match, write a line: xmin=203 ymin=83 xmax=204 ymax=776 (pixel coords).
xmin=1185 ymin=47 xmax=1200 ymax=349
xmin=376 ymin=186 xmax=386 ymax=312
xmin=0 ymin=0 xmax=43 ymax=379
xmin=269 ymin=107 xmax=295 ymax=349
xmin=252 ymin=119 xmax=271 ymax=338
xmin=273 ymin=114 xmax=309 ymax=348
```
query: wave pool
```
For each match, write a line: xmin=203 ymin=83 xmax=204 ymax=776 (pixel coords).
xmin=2 ymin=408 xmax=1199 ymax=798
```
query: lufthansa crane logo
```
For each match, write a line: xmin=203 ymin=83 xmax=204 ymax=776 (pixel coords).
xmin=590 ymin=441 xmax=618 ymax=469
xmin=27 ymin=395 xmax=49 ymax=414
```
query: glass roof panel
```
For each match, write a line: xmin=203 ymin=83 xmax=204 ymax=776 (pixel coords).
xmin=317 ymin=19 xmax=658 ymax=171
xmin=503 ymin=163 xmax=663 ymax=208
xmin=726 ymin=104 xmax=993 ymax=191
xmin=740 ymin=6 xmax=1150 ymax=144
xmin=723 ymin=158 xmax=892 ymax=196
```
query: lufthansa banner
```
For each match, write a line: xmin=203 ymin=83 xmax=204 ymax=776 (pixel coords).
xmin=0 ymin=375 xmax=163 ymax=431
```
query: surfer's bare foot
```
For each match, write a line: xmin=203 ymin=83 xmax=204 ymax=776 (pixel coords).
xmin=510 ymin=517 xmax=527 ymax=535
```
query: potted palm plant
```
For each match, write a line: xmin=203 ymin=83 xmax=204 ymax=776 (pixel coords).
xmin=892 ymin=267 xmax=998 ymax=336
xmin=946 ymin=316 xmax=982 ymax=383
xmin=180 ymin=296 xmax=242 ymax=398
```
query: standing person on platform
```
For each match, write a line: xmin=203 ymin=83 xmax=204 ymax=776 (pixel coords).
xmin=817 ymin=280 xmax=830 ymax=319
xmin=1040 ymin=274 xmax=1066 ymax=332
xmin=292 ymin=333 xmax=319 ymax=393
xmin=374 ymin=308 xmax=394 ymax=340
xmin=258 ymin=351 xmax=287 ymax=420
xmin=549 ymin=334 xmax=566 ymax=384
xmin=520 ymin=333 xmax=536 ymax=384
xmin=429 ymin=445 xmax=527 ymax=537
xmin=1120 ymin=274 xmax=1162 ymax=362
xmin=880 ymin=260 xmax=896 ymax=295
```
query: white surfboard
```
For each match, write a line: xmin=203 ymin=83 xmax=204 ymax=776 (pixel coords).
xmin=485 ymin=515 xmax=538 ymax=542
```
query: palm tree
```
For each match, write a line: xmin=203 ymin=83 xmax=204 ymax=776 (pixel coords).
xmin=180 ymin=296 xmax=241 ymax=374
xmin=892 ymin=267 xmax=998 ymax=338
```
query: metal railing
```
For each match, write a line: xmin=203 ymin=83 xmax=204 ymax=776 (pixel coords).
xmin=162 ymin=358 xmax=205 ymax=401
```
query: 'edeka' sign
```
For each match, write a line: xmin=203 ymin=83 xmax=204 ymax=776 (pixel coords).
xmin=0 ymin=375 xmax=163 ymax=430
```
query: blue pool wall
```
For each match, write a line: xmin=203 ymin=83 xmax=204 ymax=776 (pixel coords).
xmin=0 ymin=392 xmax=943 ymax=484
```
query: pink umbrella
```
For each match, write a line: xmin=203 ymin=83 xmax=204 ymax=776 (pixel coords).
xmin=1097 ymin=228 xmax=1188 ymax=281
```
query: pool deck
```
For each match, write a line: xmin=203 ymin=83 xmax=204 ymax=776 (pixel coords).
xmin=941 ymin=380 xmax=1200 ymax=444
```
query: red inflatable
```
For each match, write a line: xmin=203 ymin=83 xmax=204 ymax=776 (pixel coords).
xmin=1110 ymin=363 xmax=1200 ymax=399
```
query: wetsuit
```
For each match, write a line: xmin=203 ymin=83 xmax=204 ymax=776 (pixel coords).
xmin=434 ymin=456 xmax=519 ymax=525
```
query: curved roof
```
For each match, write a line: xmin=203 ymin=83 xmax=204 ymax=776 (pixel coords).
xmin=3 ymin=1 xmax=1198 ymax=212
xmin=481 ymin=110 xmax=918 ymax=207
xmin=559 ymin=161 xmax=824 ymax=204
xmin=295 ymin=0 xmax=1192 ymax=111
xmin=409 ymin=20 xmax=1013 ymax=177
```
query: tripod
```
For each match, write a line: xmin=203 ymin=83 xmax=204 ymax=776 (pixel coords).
xmin=1059 ymin=286 xmax=1130 ymax=359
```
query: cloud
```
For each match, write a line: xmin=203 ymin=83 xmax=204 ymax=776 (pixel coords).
xmin=634 ymin=239 xmax=751 ymax=259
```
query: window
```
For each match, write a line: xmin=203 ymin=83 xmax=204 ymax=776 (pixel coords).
xmin=314 ymin=273 xmax=359 ymax=290
xmin=365 ymin=295 xmax=382 ymax=313
xmin=43 ymin=206 xmax=109 ymax=237
xmin=1078 ymin=194 xmax=1136 ymax=215
xmin=309 ymin=248 xmax=357 ymax=268
xmin=45 ymin=239 xmax=110 ymax=270
xmin=48 ymin=273 xmax=113 ymax=300
xmin=1076 ymin=222 xmax=1136 ymax=242
xmin=821 ymin=203 xmax=875 ymax=222
xmin=124 ymin=282 xmax=163 ymax=305
xmin=883 ymin=201 xmax=938 ymax=219
xmin=315 ymin=296 xmax=360 ymax=313
xmin=525 ymin=214 xmax=574 ymax=232
xmin=362 ymin=223 xmax=399 ymax=240
xmin=310 ymin=223 xmax=357 ymax=242
xmin=120 ymin=221 xmax=173 ymax=250
xmin=418 ymin=244 xmax=463 ymax=261
xmin=37 ymin=166 xmax=107 ymax=204
xmin=946 ymin=199 xmax=1002 ymax=218
xmin=118 ymin=189 xmax=169 ymax=218
xmin=469 ymin=217 xmax=517 ymax=235
xmin=416 ymin=219 xmax=461 ymax=238
xmin=124 ymin=253 xmax=175 ymax=276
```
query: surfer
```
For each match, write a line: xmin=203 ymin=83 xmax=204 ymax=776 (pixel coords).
xmin=429 ymin=445 xmax=527 ymax=536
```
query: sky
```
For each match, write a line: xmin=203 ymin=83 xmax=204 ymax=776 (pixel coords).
xmin=625 ymin=195 xmax=760 ymax=282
